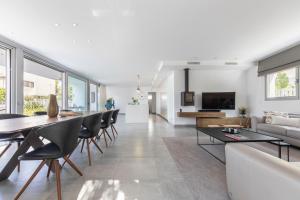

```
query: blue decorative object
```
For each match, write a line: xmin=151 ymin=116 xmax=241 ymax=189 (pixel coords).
xmin=105 ymin=98 xmax=115 ymax=110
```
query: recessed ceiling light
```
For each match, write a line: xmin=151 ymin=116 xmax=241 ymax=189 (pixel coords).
xmin=54 ymin=23 xmax=60 ymax=27
xmin=72 ymin=23 xmax=78 ymax=27
xmin=72 ymin=40 xmax=76 ymax=44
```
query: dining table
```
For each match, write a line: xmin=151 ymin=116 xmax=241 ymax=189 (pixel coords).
xmin=0 ymin=111 xmax=102 ymax=181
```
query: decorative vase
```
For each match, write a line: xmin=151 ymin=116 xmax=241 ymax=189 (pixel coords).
xmin=47 ymin=94 xmax=59 ymax=118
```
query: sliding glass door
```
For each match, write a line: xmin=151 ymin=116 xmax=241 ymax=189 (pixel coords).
xmin=23 ymin=58 xmax=63 ymax=115
xmin=67 ymin=75 xmax=87 ymax=111
xmin=0 ymin=47 xmax=10 ymax=113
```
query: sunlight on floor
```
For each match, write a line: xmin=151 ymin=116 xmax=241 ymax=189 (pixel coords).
xmin=77 ymin=179 xmax=140 ymax=200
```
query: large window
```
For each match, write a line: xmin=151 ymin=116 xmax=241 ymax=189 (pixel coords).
xmin=68 ymin=76 xmax=87 ymax=111
xmin=0 ymin=47 xmax=9 ymax=113
xmin=23 ymin=58 xmax=63 ymax=115
xmin=266 ymin=67 xmax=298 ymax=100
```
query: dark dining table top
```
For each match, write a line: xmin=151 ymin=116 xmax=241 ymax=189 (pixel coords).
xmin=0 ymin=111 xmax=102 ymax=135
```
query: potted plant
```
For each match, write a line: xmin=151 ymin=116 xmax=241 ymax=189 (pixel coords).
xmin=238 ymin=107 xmax=247 ymax=118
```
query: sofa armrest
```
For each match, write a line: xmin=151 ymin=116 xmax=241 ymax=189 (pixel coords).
xmin=225 ymin=143 xmax=300 ymax=200
xmin=251 ymin=116 xmax=264 ymax=131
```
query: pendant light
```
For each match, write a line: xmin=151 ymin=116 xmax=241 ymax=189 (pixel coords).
xmin=136 ymin=74 xmax=141 ymax=93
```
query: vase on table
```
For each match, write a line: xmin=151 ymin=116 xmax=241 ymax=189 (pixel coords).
xmin=47 ymin=94 xmax=59 ymax=118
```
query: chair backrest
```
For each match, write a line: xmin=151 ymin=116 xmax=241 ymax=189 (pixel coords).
xmin=0 ymin=114 xmax=27 ymax=120
xmin=82 ymin=113 xmax=103 ymax=137
xmin=111 ymin=109 xmax=120 ymax=124
xmin=102 ymin=111 xmax=113 ymax=128
xmin=36 ymin=117 xmax=83 ymax=156
xmin=34 ymin=111 xmax=47 ymax=116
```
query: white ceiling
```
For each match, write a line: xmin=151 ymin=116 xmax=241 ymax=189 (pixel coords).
xmin=1 ymin=0 xmax=300 ymax=86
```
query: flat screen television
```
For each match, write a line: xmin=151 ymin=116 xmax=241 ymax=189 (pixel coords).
xmin=202 ymin=92 xmax=235 ymax=110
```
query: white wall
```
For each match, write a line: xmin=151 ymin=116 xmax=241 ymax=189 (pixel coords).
xmin=156 ymin=72 xmax=175 ymax=124
xmin=246 ymin=66 xmax=300 ymax=116
xmin=106 ymin=86 xmax=149 ymax=114
xmin=174 ymin=69 xmax=248 ymax=125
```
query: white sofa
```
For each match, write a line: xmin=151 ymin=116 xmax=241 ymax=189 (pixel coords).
xmin=251 ymin=116 xmax=300 ymax=147
xmin=225 ymin=143 xmax=300 ymax=200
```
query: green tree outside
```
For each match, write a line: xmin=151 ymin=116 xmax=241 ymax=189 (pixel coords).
xmin=0 ymin=88 xmax=6 ymax=104
xmin=275 ymin=72 xmax=289 ymax=90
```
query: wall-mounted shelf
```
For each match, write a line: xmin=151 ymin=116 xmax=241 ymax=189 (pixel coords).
xmin=176 ymin=112 xmax=226 ymax=118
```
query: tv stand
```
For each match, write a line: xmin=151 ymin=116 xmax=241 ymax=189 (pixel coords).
xmin=177 ymin=111 xmax=225 ymax=118
xmin=198 ymin=109 xmax=221 ymax=112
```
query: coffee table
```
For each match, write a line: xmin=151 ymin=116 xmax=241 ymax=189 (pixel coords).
xmin=269 ymin=141 xmax=290 ymax=161
xmin=197 ymin=127 xmax=283 ymax=163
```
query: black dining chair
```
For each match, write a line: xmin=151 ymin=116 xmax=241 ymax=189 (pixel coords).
xmin=78 ymin=113 xmax=103 ymax=166
xmin=0 ymin=114 xmax=28 ymax=172
xmin=14 ymin=117 xmax=84 ymax=200
xmin=110 ymin=109 xmax=120 ymax=137
xmin=99 ymin=111 xmax=114 ymax=147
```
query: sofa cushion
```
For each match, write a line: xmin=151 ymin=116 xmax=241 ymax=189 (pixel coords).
xmin=257 ymin=123 xmax=287 ymax=136
xmin=286 ymin=127 xmax=300 ymax=140
xmin=271 ymin=116 xmax=300 ymax=128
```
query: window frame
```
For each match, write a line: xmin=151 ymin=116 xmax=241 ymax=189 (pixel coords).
xmin=265 ymin=67 xmax=300 ymax=101
xmin=0 ymin=43 xmax=13 ymax=113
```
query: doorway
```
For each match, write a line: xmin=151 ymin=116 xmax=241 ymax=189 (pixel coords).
xmin=148 ymin=92 xmax=156 ymax=114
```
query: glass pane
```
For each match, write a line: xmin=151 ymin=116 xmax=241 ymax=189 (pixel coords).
xmin=68 ymin=76 xmax=87 ymax=111
xmin=90 ymin=83 xmax=97 ymax=111
xmin=0 ymin=48 xmax=8 ymax=113
xmin=267 ymin=68 xmax=297 ymax=98
xmin=24 ymin=59 xmax=63 ymax=116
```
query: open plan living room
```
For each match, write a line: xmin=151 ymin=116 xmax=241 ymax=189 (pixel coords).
xmin=0 ymin=0 xmax=300 ymax=200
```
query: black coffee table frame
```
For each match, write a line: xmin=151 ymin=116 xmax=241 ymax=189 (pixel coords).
xmin=196 ymin=128 xmax=283 ymax=164
xmin=268 ymin=141 xmax=290 ymax=161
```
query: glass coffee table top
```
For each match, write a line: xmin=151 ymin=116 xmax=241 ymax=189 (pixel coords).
xmin=197 ymin=127 xmax=282 ymax=143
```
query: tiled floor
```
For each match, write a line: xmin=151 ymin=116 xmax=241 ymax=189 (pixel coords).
xmin=0 ymin=115 xmax=299 ymax=200
xmin=0 ymin=115 xmax=200 ymax=200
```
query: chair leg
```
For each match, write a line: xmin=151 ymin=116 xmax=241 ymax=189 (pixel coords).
xmin=53 ymin=160 xmax=62 ymax=200
xmin=111 ymin=126 xmax=116 ymax=139
xmin=61 ymin=139 xmax=81 ymax=168
xmin=0 ymin=143 xmax=12 ymax=157
xmin=112 ymin=124 xmax=118 ymax=135
xmin=80 ymin=139 xmax=85 ymax=153
xmin=17 ymin=142 xmax=21 ymax=172
xmin=14 ymin=160 xmax=47 ymax=200
xmin=86 ymin=139 xmax=92 ymax=166
xmin=102 ymin=129 xmax=108 ymax=148
xmin=47 ymin=160 xmax=53 ymax=178
xmin=105 ymin=129 xmax=113 ymax=141
xmin=63 ymin=156 xmax=83 ymax=176
xmin=91 ymin=138 xmax=103 ymax=154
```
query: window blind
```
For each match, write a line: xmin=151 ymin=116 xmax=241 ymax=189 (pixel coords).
xmin=258 ymin=44 xmax=300 ymax=76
